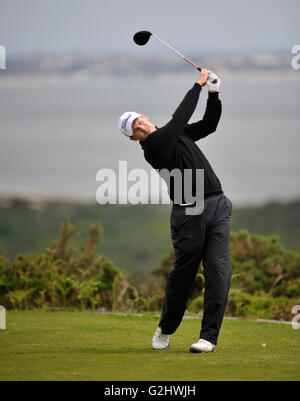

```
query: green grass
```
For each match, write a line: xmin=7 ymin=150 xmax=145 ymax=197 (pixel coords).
xmin=0 ymin=311 xmax=299 ymax=381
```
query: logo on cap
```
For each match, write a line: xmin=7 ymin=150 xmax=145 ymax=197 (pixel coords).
xmin=122 ymin=113 xmax=132 ymax=131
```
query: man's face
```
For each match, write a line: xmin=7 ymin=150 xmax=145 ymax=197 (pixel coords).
xmin=131 ymin=115 xmax=156 ymax=141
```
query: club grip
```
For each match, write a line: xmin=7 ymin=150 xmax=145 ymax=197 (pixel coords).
xmin=197 ymin=67 xmax=218 ymax=84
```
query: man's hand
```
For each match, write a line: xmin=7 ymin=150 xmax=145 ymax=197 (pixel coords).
xmin=207 ymin=72 xmax=221 ymax=92
xmin=196 ymin=69 xmax=211 ymax=87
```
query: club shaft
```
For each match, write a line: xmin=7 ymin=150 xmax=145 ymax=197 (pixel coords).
xmin=152 ymin=34 xmax=201 ymax=72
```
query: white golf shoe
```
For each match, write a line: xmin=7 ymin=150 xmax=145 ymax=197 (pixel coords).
xmin=152 ymin=327 xmax=170 ymax=350
xmin=190 ymin=338 xmax=216 ymax=353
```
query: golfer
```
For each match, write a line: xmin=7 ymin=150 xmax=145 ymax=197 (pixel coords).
xmin=119 ymin=69 xmax=232 ymax=353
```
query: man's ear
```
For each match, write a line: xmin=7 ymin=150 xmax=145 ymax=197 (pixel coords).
xmin=141 ymin=113 xmax=148 ymax=120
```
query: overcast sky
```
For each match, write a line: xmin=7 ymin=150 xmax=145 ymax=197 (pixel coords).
xmin=0 ymin=0 xmax=299 ymax=56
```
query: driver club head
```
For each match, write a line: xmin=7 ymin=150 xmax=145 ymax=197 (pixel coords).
xmin=133 ymin=30 xmax=218 ymax=84
xmin=133 ymin=31 xmax=152 ymax=46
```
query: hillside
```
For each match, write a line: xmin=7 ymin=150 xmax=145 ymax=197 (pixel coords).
xmin=0 ymin=197 xmax=299 ymax=279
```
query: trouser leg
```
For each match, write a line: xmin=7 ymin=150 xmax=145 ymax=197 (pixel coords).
xmin=200 ymin=204 xmax=232 ymax=345
xmin=159 ymin=252 xmax=202 ymax=334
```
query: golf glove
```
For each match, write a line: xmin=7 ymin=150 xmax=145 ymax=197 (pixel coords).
xmin=207 ymin=72 xmax=221 ymax=92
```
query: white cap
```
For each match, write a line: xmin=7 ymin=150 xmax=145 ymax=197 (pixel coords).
xmin=119 ymin=111 xmax=141 ymax=137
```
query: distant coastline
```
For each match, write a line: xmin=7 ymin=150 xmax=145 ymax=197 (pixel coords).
xmin=0 ymin=51 xmax=293 ymax=79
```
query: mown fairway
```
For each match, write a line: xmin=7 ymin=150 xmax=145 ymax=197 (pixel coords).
xmin=0 ymin=311 xmax=299 ymax=381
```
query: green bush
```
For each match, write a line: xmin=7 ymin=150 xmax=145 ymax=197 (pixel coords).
xmin=1 ymin=218 xmax=300 ymax=319
xmin=230 ymin=230 xmax=300 ymax=297
xmin=0 ymin=219 xmax=124 ymax=311
xmin=189 ymin=288 xmax=300 ymax=321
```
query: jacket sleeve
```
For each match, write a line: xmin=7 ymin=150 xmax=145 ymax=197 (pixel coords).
xmin=148 ymin=83 xmax=202 ymax=152
xmin=184 ymin=91 xmax=222 ymax=141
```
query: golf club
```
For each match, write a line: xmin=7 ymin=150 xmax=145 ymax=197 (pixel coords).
xmin=133 ymin=31 xmax=218 ymax=84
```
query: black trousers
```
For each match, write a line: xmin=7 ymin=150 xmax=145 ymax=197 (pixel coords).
xmin=159 ymin=193 xmax=233 ymax=345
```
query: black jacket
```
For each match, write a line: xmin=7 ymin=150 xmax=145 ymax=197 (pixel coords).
xmin=139 ymin=83 xmax=223 ymax=203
